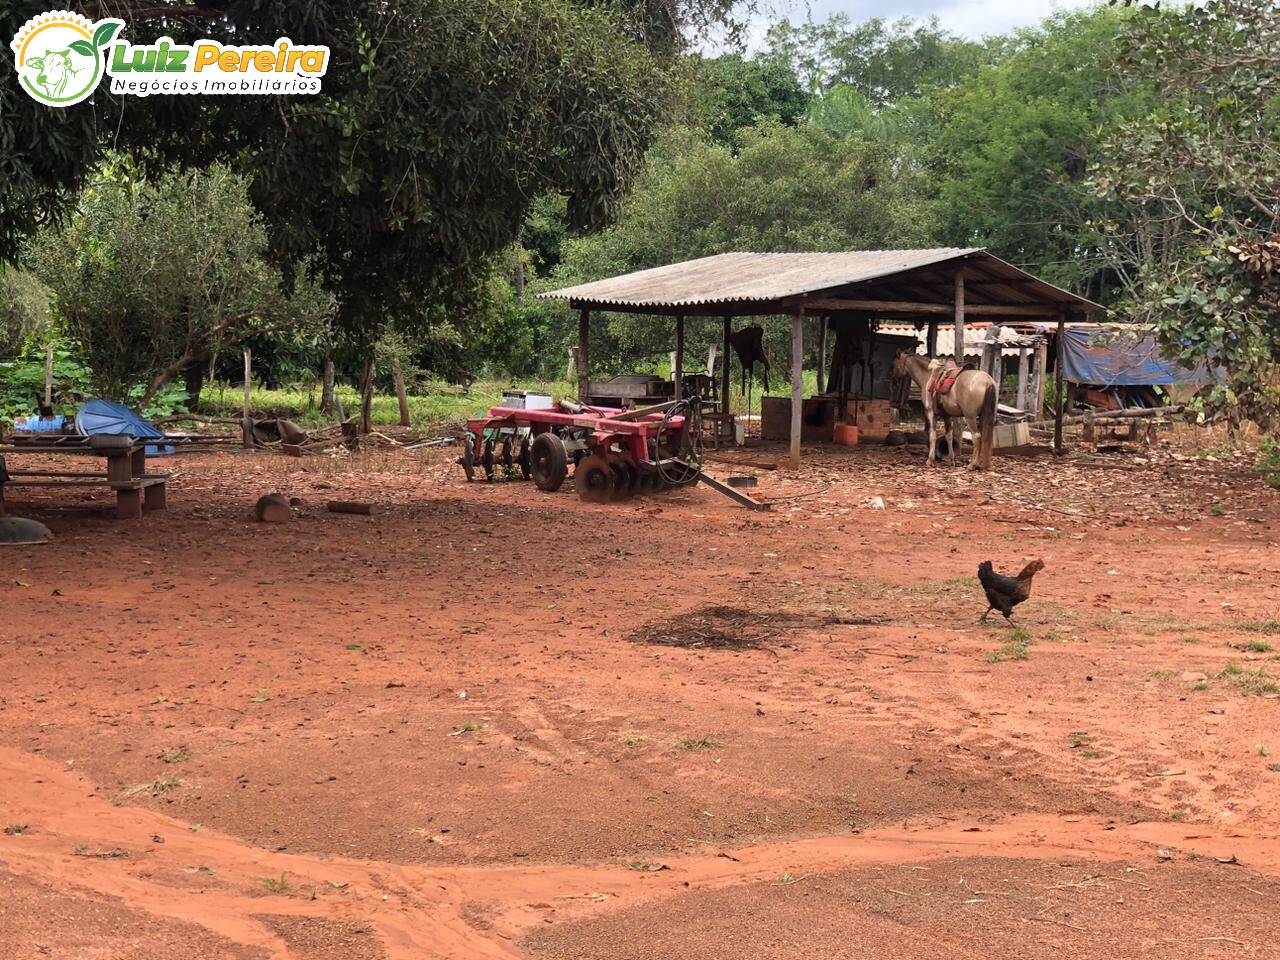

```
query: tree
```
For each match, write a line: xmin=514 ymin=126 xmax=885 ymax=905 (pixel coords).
xmin=544 ymin=123 xmax=939 ymax=369
xmin=0 ymin=267 xmax=51 ymax=357
xmin=31 ymin=163 xmax=332 ymax=402
xmin=1 ymin=0 xmax=721 ymax=349
xmin=764 ymin=15 xmax=995 ymax=105
xmin=926 ymin=7 xmax=1144 ymax=294
xmin=691 ymin=53 xmax=810 ymax=145
xmin=1089 ymin=0 xmax=1280 ymax=426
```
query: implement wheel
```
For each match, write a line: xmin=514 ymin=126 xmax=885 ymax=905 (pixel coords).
xmin=482 ymin=439 xmax=496 ymax=481
xmin=517 ymin=437 xmax=532 ymax=480
xmin=457 ymin=436 xmax=476 ymax=481
xmin=575 ymin=453 xmax=615 ymax=503
xmin=530 ymin=433 xmax=568 ymax=491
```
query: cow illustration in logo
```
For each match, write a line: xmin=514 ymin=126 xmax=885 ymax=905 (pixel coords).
xmin=10 ymin=11 xmax=122 ymax=107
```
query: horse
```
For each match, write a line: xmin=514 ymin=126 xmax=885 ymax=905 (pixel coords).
xmin=891 ymin=351 xmax=997 ymax=470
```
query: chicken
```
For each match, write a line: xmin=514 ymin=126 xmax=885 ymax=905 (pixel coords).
xmin=977 ymin=559 xmax=1045 ymax=623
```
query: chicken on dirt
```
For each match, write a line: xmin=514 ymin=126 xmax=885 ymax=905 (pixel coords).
xmin=977 ymin=559 xmax=1045 ymax=623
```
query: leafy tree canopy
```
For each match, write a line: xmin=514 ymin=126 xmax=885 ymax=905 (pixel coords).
xmin=31 ymin=162 xmax=332 ymax=402
xmin=1089 ymin=0 xmax=1280 ymax=426
xmin=1 ymin=0 xmax=706 ymax=343
xmin=543 ymin=123 xmax=938 ymax=368
xmin=764 ymin=14 xmax=996 ymax=104
xmin=690 ymin=52 xmax=810 ymax=145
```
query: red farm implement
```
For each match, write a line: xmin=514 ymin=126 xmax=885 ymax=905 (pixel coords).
xmin=458 ymin=396 xmax=707 ymax=503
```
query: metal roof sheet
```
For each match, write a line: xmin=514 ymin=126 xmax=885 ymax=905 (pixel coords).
xmin=541 ymin=249 xmax=1102 ymax=313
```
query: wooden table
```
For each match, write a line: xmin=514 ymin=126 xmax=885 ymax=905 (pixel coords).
xmin=0 ymin=437 xmax=169 ymax=519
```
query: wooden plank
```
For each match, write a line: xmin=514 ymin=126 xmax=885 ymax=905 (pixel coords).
xmin=790 ymin=310 xmax=803 ymax=470
xmin=697 ymin=472 xmax=770 ymax=511
xmin=674 ymin=314 xmax=685 ymax=401
xmin=1054 ymin=312 xmax=1067 ymax=453
xmin=721 ymin=316 xmax=731 ymax=417
xmin=953 ymin=270 xmax=965 ymax=365
xmin=802 ymin=297 xmax=1060 ymax=317
xmin=577 ymin=308 xmax=590 ymax=402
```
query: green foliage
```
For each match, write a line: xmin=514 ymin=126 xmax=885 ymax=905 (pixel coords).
xmin=928 ymin=7 xmax=1142 ymax=293
xmin=30 ymin=162 xmax=331 ymax=402
xmin=1260 ymin=437 xmax=1280 ymax=490
xmin=691 ymin=53 xmax=810 ymax=145
xmin=764 ymin=15 xmax=995 ymax=104
xmin=546 ymin=123 xmax=937 ymax=371
xmin=0 ymin=335 xmax=90 ymax=420
xmin=0 ymin=267 xmax=51 ymax=357
xmin=1089 ymin=0 xmax=1280 ymax=427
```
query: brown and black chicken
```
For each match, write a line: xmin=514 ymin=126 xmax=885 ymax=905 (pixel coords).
xmin=977 ymin=559 xmax=1045 ymax=623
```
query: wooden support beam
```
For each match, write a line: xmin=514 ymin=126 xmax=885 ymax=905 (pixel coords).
xmin=241 ymin=348 xmax=253 ymax=449
xmin=674 ymin=314 xmax=685 ymax=401
xmin=790 ymin=309 xmax=804 ymax=470
xmin=802 ymin=297 xmax=1059 ymax=317
xmin=1053 ymin=312 xmax=1067 ymax=453
xmin=577 ymin=308 xmax=590 ymax=402
xmin=926 ymin=320 xmax=938 ymax=359
xmin=1016 ymin=347 xmax=1029 ymax=410
xmin=817 ymin=315 xmax=828 ymax=393
xmin=721 ymin=316 xmax=731 ymax=417
xmin=1033 ymin=339 xmax=1048 ymax=416
xmin=953 ymin=270 xmax=966 ymax=366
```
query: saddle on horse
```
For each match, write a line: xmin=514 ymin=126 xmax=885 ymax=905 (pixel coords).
xmin=927 ymin=360 xmax=963 ymax=396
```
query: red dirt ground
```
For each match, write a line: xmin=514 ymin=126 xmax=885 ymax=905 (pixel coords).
xmin=1 ymin=430 xmax=1278 ymax=959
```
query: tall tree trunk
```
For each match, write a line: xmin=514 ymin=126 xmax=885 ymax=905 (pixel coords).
xmin=392 ymin=359 xmax=411 ymax=427
xmin=359 ymin=352 xmax=374 ymax=435
xmin=183 ymin=360 xmax=206 ymax=412
xmin=320 ymin=355 xmax=335 ymax=417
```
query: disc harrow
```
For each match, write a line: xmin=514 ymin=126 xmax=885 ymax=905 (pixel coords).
xmin=458 ymin=397 xmax=704 ymax=503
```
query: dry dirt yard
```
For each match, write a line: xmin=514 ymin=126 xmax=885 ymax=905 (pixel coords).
xmin=2 ymin=430 xmax=1278 ymax=960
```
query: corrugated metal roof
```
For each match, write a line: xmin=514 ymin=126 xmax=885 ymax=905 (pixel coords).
xmin=540 ymin=249 xmax=1102 ymax=313
xmin=879 ymin=322 xmax=1040 ymax=358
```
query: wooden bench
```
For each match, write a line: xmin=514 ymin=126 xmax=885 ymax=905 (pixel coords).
xmin=0 ymin=439 xmax=168 ymax=519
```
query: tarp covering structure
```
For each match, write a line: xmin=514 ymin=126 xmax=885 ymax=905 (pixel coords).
xmin=1057 ymin=327 xmax=1215 ymax=387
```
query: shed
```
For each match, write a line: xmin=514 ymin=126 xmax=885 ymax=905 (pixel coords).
xmin=542 ymin=249 xmax=1103 ymax=466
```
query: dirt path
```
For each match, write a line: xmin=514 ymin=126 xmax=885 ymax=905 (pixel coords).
xmin=2 ymin=433 xmax=1277 ymax=958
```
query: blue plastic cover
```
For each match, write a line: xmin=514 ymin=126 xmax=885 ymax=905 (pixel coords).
xmin=1059 ymin=328 xmax=1216 ymax=387
xmin=76 ymin=399 xmax=174 ymax=456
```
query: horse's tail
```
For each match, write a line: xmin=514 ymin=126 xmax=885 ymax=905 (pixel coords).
xmin=977 ymin=379 xmax=997 ymax=469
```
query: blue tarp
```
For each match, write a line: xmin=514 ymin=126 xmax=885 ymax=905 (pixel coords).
xmin=1058 ymin=328 xmax=1215 ymax=387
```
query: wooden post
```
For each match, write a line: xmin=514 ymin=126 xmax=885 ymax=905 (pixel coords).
xmin=1033 ymin=338 xmax=1048 ymax=416
xmin=392 ymin=359 xmax=411 ymax=427
xmin=721 ymin=316 xmax=731 ymax=417
xmin=817 ymin=315 xmax=828 ymax=394
xmin=926 ymin=320 xmax=938 ymax=358
xmin=321 ymin=356 xmax=335 ymax=417
xmin=43 ymin=343 xmax=54 ymax=412
xmin=1053 ymin=312 xmax=1067 ymax=453
xmin=242 ymin=348 xmax=252 ymax=418
xmin=674 ymin=314 xmax=685 ymax=401
xmin=576 ymin=308 xmax=590 ymax=402
xmin=790 ymin=308 xmax=804 ymax=470
xmin=359 ymin=352 xmax=374 ymax=435
xmin=241 ymin=347 xmax=253 ymax=449
xmin=1016 ymin=347 xmax=1029 ymax=411
xmin=953 ymin=270 xmax=965 ymax=366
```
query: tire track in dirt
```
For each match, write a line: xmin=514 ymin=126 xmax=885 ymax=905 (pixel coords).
xmin=4 ymin=746 xmax=1279 ymax=960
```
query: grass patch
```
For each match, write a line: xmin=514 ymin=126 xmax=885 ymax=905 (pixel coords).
xmin=260 ymin=872 xmax=291 ymax=894
xmin=1068 ymin=731 xmax=1093 ymax=749
xmin=114 ymin=776 xmax=183 ymax=804
xmin=1150 ymin=669 xmax=1176 ymax=681
xmin=163 ymin=747 xmax=190 ymax=764
xmin=3 ymin=823 xmax=28 ymax=836
xmin=1219 ymin=663 xmax=1280 ymax=697
xmin=1234 ymin=640 xmax=1273 ymax=653
xmin=987 ymin=642 xmax=1029 ymax=663
xmin=677 ymin=736 xmax=724 ymax=751
xmin=1238 ymin=620 xmax=1280 ymax=636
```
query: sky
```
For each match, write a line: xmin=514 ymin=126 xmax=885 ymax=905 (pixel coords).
xmin=738 ymin=0 xmax=1098 ymax=47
